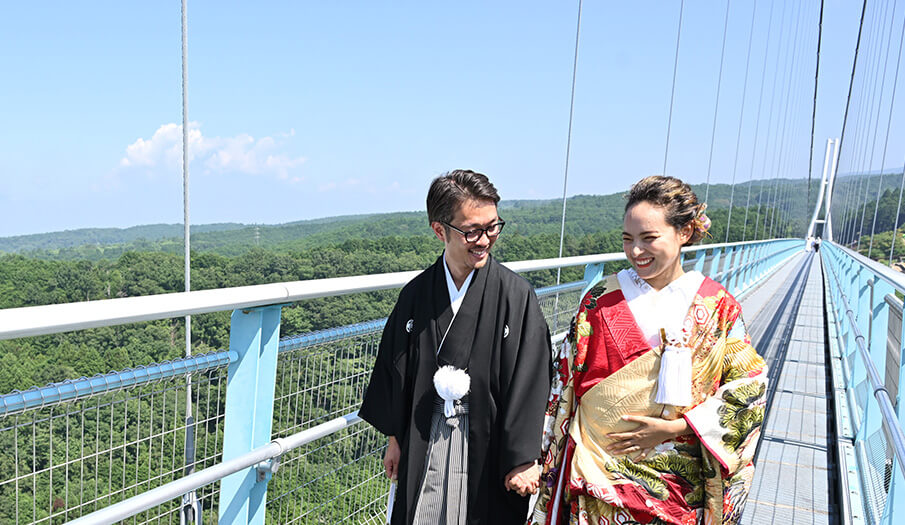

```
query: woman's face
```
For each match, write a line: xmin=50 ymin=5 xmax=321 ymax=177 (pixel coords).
xmin=622 ymin=201 xmax=693 ymax=290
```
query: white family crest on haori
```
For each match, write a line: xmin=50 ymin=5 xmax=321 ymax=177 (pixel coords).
xmin=405 ymin=319 xmax=414 ymax=333
xmin=433 ymin=365 xmax=470 ymax=418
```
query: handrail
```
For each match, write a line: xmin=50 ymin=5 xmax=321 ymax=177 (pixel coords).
xmin=832 ymin=242 xmax=905 ymax=295
xmin=0 ymin=238 xmax=795 ymax=341
xmin=710 ymin=239 xmax=802 ymax=282
xmin=823 ymin=242 xmax=905 ymax=478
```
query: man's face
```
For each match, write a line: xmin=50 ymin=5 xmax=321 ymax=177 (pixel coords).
xmin=432 ymin=198 xmax=500 ymax=277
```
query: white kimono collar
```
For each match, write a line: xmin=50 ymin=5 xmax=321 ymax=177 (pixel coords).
xmin=443 ymin=253 xmax=474 ymax=317
xmin=616 ymin=268 xmax=705 ymax=348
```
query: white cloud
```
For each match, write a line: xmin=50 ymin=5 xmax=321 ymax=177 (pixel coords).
xmin=119 ymin=122 xmax=306 ymax=179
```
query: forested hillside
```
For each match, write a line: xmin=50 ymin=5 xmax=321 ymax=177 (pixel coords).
xmin=1 ymin=179 xmax=819 ymax=260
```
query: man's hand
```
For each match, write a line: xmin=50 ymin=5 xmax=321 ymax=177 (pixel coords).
xmin=504 ymin=462 xmax=539 ymax=496
xmin=383 ymin=436 xmax=401 ymax=480
xmin=605 ymin=415 xmax=690 ymax=459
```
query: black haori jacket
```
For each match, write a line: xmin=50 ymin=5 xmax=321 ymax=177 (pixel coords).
xmin=360 ymin=255 xmax=553 ymax=524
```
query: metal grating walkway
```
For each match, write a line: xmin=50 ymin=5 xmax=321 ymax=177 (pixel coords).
xmin=741 ymin=253 xmax=835 ymax=525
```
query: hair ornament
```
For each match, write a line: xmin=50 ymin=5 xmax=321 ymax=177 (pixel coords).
xmin=693 ymin=203 xmax=712 ymax=238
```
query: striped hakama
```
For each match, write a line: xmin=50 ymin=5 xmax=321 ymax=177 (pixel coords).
xmin=412 ymin=398 xmax=469 ymax=525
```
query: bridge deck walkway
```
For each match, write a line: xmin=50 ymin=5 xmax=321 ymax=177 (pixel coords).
xmin=741 ymin=253 xmax=834 ymax=525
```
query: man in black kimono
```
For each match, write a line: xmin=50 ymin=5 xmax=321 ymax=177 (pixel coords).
xmin=359 ymin=170 xmax=553 ymax=524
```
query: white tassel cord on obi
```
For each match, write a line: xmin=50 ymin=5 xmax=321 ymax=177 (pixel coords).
xmin=433 ymin=365 xmax=471 ymax=418
xmin=655 ymin=344 xmax=693 ymax=406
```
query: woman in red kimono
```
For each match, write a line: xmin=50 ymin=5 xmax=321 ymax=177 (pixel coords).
xmin=532 ymin=176 xmax=767 ymax=525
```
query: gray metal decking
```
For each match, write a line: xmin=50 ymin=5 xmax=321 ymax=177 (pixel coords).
xmin=742 ymin=253 xmax=835 ymax=524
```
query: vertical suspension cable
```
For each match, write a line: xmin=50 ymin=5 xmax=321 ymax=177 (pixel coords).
xmin=662 ymin=0 xmax=685 ymax=175
xmin=755 ymin=0 xmax=791 ymax=240
xmin=726 ymin=0 xmax=759 ymax=243
xmin=840 ymin=1 xmax=877 ymax=245
xmin=833 ymin=0 xmax=870 ymax=244
xmin=849 ymin=0 xmax=884 ymax=245
xmin=742 ymin=0 xmax=777 ymax=241
xmin=776 ymin=0 xmax=816 ymax=238
xmin=890 ymin=16 xmax=905 ymax=263
xmin=554 ymin=0 xmax=582 ymax=287
xmin=767 ymin=0 xmax=805 ymax=238
xmin=857 ymin=0 xmax=895 ymax=251
xmin=180 ymin=1 xmax=198 ymax=521
xmin=869 ymin=0 xmax=903 ymax=258
xmin=181 ymin=0 xmax=190 ymax=356
xmin=704 ymin=0 xmax=732 ymax=208
xmin=807 ymin=0 xmax=825 ymax=216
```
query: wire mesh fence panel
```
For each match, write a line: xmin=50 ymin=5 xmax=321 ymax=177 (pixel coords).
xmin=0 ymin=365 xmax=227 ymax=525
xmin=535 ymin=283 xmax=584 ymax=336
xmin=268 ymin=321 xmax=385 ymax=524
xmin=860 ymin=426 xmax=895 ymax=525
xmin=267 ymin=424 xmax=388 ymax=525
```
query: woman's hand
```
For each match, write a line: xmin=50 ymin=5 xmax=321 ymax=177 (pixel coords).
xmin=605 ymin=415 xmax=690 ymax=459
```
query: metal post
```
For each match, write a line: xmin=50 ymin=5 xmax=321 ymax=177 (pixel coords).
xmin=693 ymin=249 xmax=707 ymax=274
xmin=580 ymin=262 xmax=606 ymax=300
xmin=708 ymin=247 xmax=723 ymax=280
xmin=218 ymin=305 xmax=283 ymax=525
xmin=859 ymin=278 xmax=894 ymax=445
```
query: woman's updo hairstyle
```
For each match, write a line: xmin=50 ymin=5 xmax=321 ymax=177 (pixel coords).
xmin=625 ymin=175 xmax=709 ymax=246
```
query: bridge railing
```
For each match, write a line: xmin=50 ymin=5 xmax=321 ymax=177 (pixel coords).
xmin=0 ymin=239 xmax=802 ymax=525
xmin=822 ymin=241 xmax=905 ymax=525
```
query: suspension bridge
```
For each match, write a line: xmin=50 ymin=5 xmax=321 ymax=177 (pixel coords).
xmin=4 ymin=0 xmax=905 ymax=524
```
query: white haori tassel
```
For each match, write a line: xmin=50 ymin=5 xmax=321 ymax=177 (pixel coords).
xmin=655 ymin=344 xmax=693 ymax=406
xmin=433 ymin=365 xmax=470 ymax=418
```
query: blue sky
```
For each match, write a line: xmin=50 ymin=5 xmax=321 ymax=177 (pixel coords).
xmin=0 ymin=1 xmax=873 ymax=237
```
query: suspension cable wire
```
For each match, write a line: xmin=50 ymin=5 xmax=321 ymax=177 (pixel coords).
xmin=662 ymin=0 xmax=685 ymax=176
xmin=849 ymin=0 xmax=887 ymax=245
xmin=806 ymin=0 xmax=825 ymax=212
xmin=767 ymin=0 xmax=805 ymax=238
xmin=179 ymin=0 xmax=199 ymax=520
xmin=773 ymin=10 xmax=811 ymax=239
xmin=834 ymin=0 xmax=871 ymax=244
xmin=868 ymin=0 xmax=903 ymax=258
xmin=754 ymin=0 xmax=792 ymax=240
xmin=554 ymin=0 xmax=583 ymax=288
xmin=703 ymin=0 xmax=732 ymax=210
xmin=782 ymin=0 xmax=819 ymax=238
xmin=181 ymin=0 xmax=190 ymax=355
xmin=856 ymin=0 xmax=894 ymax=250
xmin=750 ymin=0 xmax=784 ymax=241
xmin=725 ymin=0 xmax=759 ymax=243
xmin=843 ymin=0 xmax=879 ymax=246
xmin=889 ymin=16 xmax=905 ymax=263
xmin=742 ymin=0 xmax=776 ymax=241
xmin=778 ymin=0 xmax=816 ymax=239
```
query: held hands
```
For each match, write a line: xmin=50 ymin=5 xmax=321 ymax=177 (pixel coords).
xmin=504 ymin=462 xmax=540 ymax=496
xmin=383 ymin=436 xmax=401 ymax=480
xmin=605 ymin=415 xmax=690 ymax=459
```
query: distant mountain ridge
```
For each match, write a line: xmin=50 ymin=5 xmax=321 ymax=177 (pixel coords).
xmin=1 ymin=177 xmax=840 ymax=260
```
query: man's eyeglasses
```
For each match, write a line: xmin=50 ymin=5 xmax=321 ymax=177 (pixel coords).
xmin=443 ymin=220 xmax=506 ymax=243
